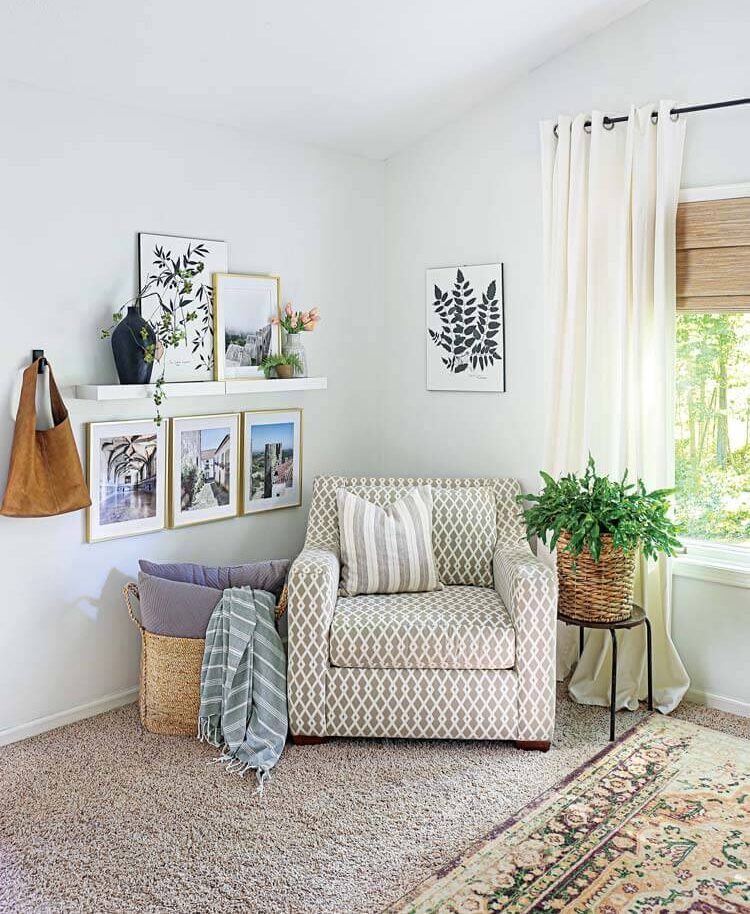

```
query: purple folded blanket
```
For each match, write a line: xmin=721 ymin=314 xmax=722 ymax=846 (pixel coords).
xmin=137 ymin=558 xmax=290 ymax=638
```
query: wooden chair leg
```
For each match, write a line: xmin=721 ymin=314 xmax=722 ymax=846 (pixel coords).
xmin=291 ymin=734 xmax=327 ymax=745
xmin=515 ymin=740 xmax=551 ymax=752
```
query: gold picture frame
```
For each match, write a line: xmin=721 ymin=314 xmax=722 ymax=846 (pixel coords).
xmin=86 ymin=419 xmax=167 ymax=543
xmin=240 ymin=408 xmax=303 ymax=515
xmin=168 ymin=413 xmax=241 ymax=529
xmin=213 ymin=272 xmax=282 ymax=382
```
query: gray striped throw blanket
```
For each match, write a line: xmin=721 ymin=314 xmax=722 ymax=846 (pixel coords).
xmin=198 ymin=587 xmax=288 ymax=790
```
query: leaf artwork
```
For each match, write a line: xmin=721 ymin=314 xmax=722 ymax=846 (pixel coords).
xmin=428 ymin=268 xmax=502 ymax=375
xmin=145 ymin=242 xmax=215 ymax=373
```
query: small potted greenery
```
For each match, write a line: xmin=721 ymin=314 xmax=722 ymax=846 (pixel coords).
xmin=518 ymin=457 xmax=681 ymax=623
xmin=259 ymin=353 xmax=303 ymax=380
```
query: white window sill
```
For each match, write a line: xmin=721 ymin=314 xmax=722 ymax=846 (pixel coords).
xmin=672 ymin=555 xmax=750 ymax=590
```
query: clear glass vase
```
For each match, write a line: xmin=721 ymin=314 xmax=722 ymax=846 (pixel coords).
xmin=283 ymin=333 xmax=308 ymax=378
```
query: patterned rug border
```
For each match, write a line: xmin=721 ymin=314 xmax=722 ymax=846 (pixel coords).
xmin=380 ymin=711 xmax=662 ymax=913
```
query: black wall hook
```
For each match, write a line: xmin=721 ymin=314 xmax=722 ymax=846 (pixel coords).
xmin=32 ymin=349 xmax=47 ymax=373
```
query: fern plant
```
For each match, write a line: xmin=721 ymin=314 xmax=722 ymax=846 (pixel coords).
xmin=259 ymin=353 xmax=303 ymax=378
xmin=428 ymin=268 xmax=502 ymax=374
xmin=518 ymin=456 xmax=682 ymax=562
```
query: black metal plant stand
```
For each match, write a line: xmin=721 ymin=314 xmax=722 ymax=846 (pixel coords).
xmin=559 ymin=605 xmax=653 ymax=742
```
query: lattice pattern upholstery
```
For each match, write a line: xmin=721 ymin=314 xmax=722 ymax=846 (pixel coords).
xmin=494 ymin=544 xmax=558 ymax=741
xmin=286 ymin=476 xmax=557 ymax=742
xmin=326 ymin=667 xmax=518 ymax=740
xmin=330 ymin=586 xmax=515 ymax=671
xmin=287 ymin=547 xmax=339 ymax=736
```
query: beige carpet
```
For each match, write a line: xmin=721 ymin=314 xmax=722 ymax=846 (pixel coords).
xmin=1 ymin=686 xmax=747 ymax=914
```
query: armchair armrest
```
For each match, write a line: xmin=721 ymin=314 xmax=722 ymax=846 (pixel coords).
xmin=287 ymin=547 xmax=340 ymax=737
xmin=494 ymin=544 xmax=557 ymax=742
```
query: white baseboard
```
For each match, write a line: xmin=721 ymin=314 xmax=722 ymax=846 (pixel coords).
xmin=686 ymin=687 xmax=750 ymax=719
xmin=0 ymin=687 xmax=138 ymax=747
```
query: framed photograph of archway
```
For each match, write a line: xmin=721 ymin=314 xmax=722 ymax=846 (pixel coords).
xmin=169 ymin=413 xmax=240 ymax=528
xmin=86 ymin=419 xmax=167 ymax=543
xmin=241 ymin=409 xmax=302 ymax=515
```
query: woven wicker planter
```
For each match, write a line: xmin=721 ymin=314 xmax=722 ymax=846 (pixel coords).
xmin=556 ymin=531 xmax=637 ymax=623
xmin=123 ymin=582 xmax=288 ymax=737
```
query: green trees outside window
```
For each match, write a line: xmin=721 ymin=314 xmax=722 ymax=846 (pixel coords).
xmin=675 ymin=312 xmax=750 ymax=545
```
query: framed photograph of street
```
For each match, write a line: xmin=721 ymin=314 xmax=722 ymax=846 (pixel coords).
xmin=426 ymin=263 xmax=505 ymax=392
xmin=138 ymin=233 xmax=228 ymax=382
xmin=213 ymin=273 xmax=281 ymax=381
xmin=241 ymin=409 xmax=302 ymax=515
xmin=86 ymin=419 xmax=167 ymax=543
xmin=169 ymin=413 xmax=240 ymax=528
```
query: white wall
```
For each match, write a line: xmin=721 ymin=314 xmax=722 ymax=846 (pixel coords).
xmin=383 ymin=0 xmax=750 ymax=709
xmin=0 ymin=83 xmax=384 ymax=736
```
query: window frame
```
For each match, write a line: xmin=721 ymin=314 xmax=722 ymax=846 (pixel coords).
xmin=674 ymin=181 xmax=750 ymax=577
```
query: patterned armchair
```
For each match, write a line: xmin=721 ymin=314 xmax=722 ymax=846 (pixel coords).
xmin=287 ymin=477 xmax=557 ymax=749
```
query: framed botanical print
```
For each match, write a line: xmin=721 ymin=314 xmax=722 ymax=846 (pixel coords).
xmin=138 ymin=233 xmax=228 ymax=382
xmin=169 ymin=413 xmax=240 ymax=528
xmin=426 ymin=263 xmax=505 ymax=392
xmin=87 ymin=419 xmax=167 ymax=543
xmin=213 ymin=273 xmax=281 ymax=381
xmin=241 ymin=409 xmax=302 ymax=515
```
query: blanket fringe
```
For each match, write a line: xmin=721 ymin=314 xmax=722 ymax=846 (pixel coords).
xmin=197 ymin=717 xmax=223 ymax=748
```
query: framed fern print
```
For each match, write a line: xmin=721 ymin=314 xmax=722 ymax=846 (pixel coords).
xmin=426 ymin=263 xmax=505 ymax=392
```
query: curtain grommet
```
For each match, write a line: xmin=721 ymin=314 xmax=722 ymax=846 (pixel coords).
xmin=670 ymin=110 xmax=680 ymax=122
xmin=603 ymin=117 xmax=615 ymax=131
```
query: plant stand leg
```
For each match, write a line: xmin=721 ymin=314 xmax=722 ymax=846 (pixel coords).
xmin=579 ymin=625 xmax=584 ymax=658
xmin=645 ymin=617 xmax=653 ymax=711
xmin=609 ymin=628 xmax=618 ymax=742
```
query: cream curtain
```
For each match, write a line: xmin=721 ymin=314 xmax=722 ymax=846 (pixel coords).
xmin=540 ymin=101 xmax=690 ymax=713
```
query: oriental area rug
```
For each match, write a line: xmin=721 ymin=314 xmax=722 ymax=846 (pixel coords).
xmin=385 ymin=715 xmax=750 ymax=914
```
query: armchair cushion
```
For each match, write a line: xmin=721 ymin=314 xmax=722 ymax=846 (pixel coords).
xmin=329 ymin=585 xmax=515 ymax=671
xmin=431 ymin=487 xmax=496 ymax=586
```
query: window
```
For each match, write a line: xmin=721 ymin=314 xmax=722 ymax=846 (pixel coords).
xmin=674 ymin=190 xmax=750 ymax=548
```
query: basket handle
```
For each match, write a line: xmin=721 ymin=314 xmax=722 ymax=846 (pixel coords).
xmin=275 ymin=582 xmax=288 ymax=621
xmin=123 ymin=582 xmax=145 ymax=632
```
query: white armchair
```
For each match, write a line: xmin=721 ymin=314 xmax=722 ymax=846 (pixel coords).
xmin=287 ymin=476 xmax=557 ymax=749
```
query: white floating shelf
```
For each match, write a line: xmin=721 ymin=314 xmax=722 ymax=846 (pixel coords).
xmin=74 ymin=377 xmax=327 ymax=401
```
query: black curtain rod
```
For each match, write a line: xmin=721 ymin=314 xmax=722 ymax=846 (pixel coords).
xmin=553 ymin=96 xmax=750 ymax=135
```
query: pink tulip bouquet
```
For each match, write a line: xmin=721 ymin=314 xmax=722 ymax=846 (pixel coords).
xmin=272 ymin=303 xmax=321 ymax=334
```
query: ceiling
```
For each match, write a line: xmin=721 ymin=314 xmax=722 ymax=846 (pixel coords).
xmin=2 ymin=0 xmax=650 ymax=159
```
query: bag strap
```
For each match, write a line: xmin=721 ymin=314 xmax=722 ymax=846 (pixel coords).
xmin=45 ymin=362 xmax=69 ymax=425
xmin=15 ymin=359 xmax=69 ymax=431
xmin=15 ymin=362 xmax=41 ymax=437
xmin=123 ymin=583 xmax=145 ymax=632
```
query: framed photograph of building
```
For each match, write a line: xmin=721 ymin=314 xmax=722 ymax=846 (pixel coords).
xmin=426 ymin=263 xmax=505 ymax=392
xmin=169 ymin=413 xmax=240 ymax=528
xmin=139 ymin=233 xmax=228 ymax=382
xmin=241 ymin=409 xmax=302 ymax=515
xmin=86 ymin=419 xmax=167 ymax=543
xmin=213 ymin=273 xmax=281 ymax=381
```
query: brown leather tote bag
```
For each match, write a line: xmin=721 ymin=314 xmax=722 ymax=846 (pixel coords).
xmin=1 ymin=359 xmax=91 ymax=517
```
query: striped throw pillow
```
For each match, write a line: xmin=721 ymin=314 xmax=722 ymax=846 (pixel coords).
xmin=337 ymin=485 xmax=442 ymax=597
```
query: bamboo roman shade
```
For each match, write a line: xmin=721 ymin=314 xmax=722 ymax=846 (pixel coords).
xmin=676 ymin=196 xmax=750 ymax=312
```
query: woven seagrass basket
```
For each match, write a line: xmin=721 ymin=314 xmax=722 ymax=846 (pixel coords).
xmin=123 ymin=582 xmax=288 ymax=736
xmin=556 ymin=531 xmax=636 ymax=623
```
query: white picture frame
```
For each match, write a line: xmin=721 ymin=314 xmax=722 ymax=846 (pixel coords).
xmin=241 ymin=409 xmax=302 ymax=515
xmin=169 ymin=413 xmax=240 ymax=529
xmin=87 ymin=419 xmax=167 ymax=543
xmin=138 ymin=232 xmax=229 ymax=382
xmin=425 ymin=263 xmax=505 ymax=392
xmin=213 ymin=273 xmax=281 ymax=381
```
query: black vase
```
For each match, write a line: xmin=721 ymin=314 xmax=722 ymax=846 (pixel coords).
xmin=111 ymin=306 xmax=156 ymax=385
